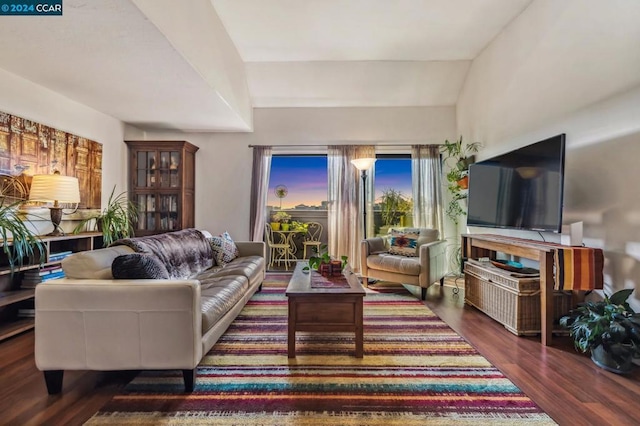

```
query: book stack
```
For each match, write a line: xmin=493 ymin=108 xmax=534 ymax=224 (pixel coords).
xmin=49 ymin=251 xmax=73 ymax=262
xmin=22 ymin=265 xmax=66 ymax=288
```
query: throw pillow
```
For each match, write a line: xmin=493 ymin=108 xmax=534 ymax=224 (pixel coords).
xmin=388 ymin=230 xmax=420 ymax=257
xmin=209 ymin=231 xmax=239 ymax=266
xmin=112 ymin=253 xmax=170 ymax=279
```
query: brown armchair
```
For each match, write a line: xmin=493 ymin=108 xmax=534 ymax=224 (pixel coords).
xmin=360 ymin=228 xmax=447 ymax=300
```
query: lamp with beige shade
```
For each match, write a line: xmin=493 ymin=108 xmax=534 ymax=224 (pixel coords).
xmin=28 ymin=172 xmax=80 ymax=236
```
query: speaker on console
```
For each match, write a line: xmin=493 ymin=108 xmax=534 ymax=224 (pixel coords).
xmin=561 ymin=221 xmax=583 ymax=246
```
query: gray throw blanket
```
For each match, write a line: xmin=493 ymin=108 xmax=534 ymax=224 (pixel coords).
xmin=111 ymin=228 xmax=213 ymax=279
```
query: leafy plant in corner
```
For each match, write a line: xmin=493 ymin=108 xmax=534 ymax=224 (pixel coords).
xmin=73 ymin=186 xmax=138 ymax=247
xmin=440 ymin=137 xmax=481 ymax=223
xmin=302 ymin=244 xmax=348 ymax=272
xmin=559 ymin=288 xmax=640 ymax=374
xmin=0 ymin=200 xmax=45 ymax=274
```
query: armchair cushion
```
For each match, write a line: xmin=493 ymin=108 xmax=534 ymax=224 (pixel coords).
xmin=367 ymin=253 xmax=421 ymax=275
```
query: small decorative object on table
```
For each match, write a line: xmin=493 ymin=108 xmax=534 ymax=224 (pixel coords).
xmin=330 ymin=260 xmax=343 ymax=276
xmin=303 ymin=244 xmax=348 ymax=277
xmin=318 ymin=263 xmax=331 ymax=277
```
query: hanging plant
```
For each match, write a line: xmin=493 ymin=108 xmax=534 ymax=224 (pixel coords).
xmin=440 ymin=137 xmax=481 ymax=223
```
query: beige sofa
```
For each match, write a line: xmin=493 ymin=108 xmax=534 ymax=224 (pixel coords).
xmin=35 ymin=229 xmax=265 ymax=394
xmin=360 ymin=227 xmax=447 ymax=300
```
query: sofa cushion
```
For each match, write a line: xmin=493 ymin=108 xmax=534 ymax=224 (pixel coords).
xmin=388 ymin=230 xmax=420 ymax=257
xmin=367 ymin=253 xmax=421 ymax=276
xmin=200 ymin=276 xmax=248 ymax=333
xmin=213 ymin=255 xmax=264 ymax=279
xmin=208 ymin=231 xmax=239 ymax=266
xmin=112 ymin=253 xmax=171 ymax=280
xmin=62 ymin=245 xmax=135 ymax=279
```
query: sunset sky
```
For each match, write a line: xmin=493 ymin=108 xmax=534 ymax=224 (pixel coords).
xmin=267 ymin=156 xmax=412 ymax=209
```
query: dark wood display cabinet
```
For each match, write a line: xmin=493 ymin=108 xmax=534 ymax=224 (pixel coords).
xmin=125 ymin=140 xmax=199 ymax=236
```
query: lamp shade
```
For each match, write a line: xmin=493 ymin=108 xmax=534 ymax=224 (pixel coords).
xmin=29 ymin=173 xmax=81 ymax=204
xmin=351 ymin=157 xmax=376 ymax=171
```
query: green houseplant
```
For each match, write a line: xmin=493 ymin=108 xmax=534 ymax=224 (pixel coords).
xmin=270 ymin=211 xmax=291 ymax=231
xmin=560 ymin=288 xmax=640 ymax=374
xmin=291 ymin=220 xmax=309 ymax=233
xmin=0 ymin=201 xmax=45 ymax=274
xmin=73 ymin=186 xmax=138 ymax=247
xmin=440 ymin=137 xmax=481 ymax=224
xmin=303 ymin=244 xmax=348 ymax=272
xmin=379 ymin=188 xmax=412 ymax=230
xmin=440 ymin=137 xmax=481 ymax=275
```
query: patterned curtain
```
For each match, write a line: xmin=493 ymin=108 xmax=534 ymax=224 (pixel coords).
xmin=249 ymin=146 xmax=272 ymax=242
xmin=327 ymin=145 xmax=375 ymax=272
xmin=411 ymin=145 xmax=444 ymax=236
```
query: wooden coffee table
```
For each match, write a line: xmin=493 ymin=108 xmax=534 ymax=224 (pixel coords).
xmin=286 ymin=262 xmax=365 ymax=358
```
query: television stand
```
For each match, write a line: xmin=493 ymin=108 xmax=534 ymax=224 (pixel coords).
xmin=461 ymin=234 xmax=587 ymax=346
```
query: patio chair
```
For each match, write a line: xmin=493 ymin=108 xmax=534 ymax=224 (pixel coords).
xmin=265 ymin=224 xmax=294 ymax=270
xmin=302 ymin=222 xmax=323 ymax=259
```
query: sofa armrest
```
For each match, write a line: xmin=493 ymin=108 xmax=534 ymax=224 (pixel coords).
xmin=35 ymin=279 xmax=202 ymax=372
xmin=418 ymin=240 xmax=448 ymax=288
xmin=235 ymin=241 xmax=266 ymax=258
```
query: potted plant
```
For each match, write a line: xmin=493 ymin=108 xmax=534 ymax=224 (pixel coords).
xmin=303 ymin=244 xmax=348 ymax=276
xmin=0 ymin=201 xmax=45 ymax=274
xmin=440 ymin=137 xmax=481 ymax=224
xmin=560 ymin=288 xmax=640 ymax=374
xmin=271 ymin=211 xmax=291 ymax=231
xmin=291 ymin=220 xmax=309 ymax=233
xmin=73 ymin=186 xmax=138 ymax=247
xmin=280 ymin=215 xmax=291 ymax=231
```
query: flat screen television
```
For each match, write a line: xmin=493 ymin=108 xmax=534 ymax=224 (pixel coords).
xmin=466 ymin=134 xmax=566 ymax=233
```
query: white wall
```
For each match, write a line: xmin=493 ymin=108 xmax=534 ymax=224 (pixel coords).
xmin=125 ymin=106 xmax=456 ymax=240
xmin=0 ymin=68 xmax=128 ymax=206
xmin=457 ymin=0 xmax=640 ymax=309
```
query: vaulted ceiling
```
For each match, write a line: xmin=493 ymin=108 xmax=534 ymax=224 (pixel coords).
xmin=0 ymin=0 xmax=532 ymax=131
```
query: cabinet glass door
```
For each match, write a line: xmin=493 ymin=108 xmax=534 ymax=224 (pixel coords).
xmin=159 ymin=151 xmax=180 ymax=188
xmin=136 ymin=151 xmax=157 ymax=188
xmin=136 ymin=194 xmax=156 ymax=231
xmin=159 ymin=194 xmax=179 ymax=231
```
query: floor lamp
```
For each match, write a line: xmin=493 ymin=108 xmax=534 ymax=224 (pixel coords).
xmin=351 ymin=157 xmax=376 ymax=239
xmin=29 ymin=171 xmax=81 ymax=236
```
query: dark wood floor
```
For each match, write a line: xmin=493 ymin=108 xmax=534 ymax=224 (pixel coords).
xmin=0 ymin=282 xmax=638 ymax=425
xmin=419 ymin=282 xmax=640 ymax=426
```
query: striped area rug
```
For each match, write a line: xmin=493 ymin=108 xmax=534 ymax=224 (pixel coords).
xmin=86 ymin=273 xmax=555 ymax=425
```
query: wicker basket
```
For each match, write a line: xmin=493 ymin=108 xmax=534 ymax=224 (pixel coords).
xmin=464 ymin=260 xmax=572 ymax=336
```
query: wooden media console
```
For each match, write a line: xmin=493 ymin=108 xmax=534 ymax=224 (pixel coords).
xmin=461 ymin=234 xmax=604 ymax=346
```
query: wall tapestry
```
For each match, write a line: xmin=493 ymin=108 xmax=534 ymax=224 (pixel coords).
xmin=0 ymin=110 xmax=102 ymax=209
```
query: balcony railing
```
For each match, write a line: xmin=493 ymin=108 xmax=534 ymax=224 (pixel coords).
xmin=265 ymin=208 xmax=413 ymax=269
